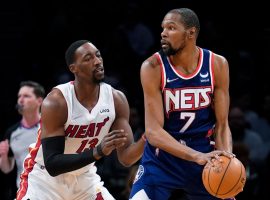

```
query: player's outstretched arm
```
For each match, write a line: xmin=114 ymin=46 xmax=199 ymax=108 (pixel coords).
xmin=111 ymin=89 xmax=146 ymax=167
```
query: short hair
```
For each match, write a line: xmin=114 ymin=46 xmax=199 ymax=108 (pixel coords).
xmin=169 ymin=8 xmax=200 ymax=37
xmin=20 ymin=80 xmax=45 ymax=98
xmin=65 ymin=40 xmax=90 ymax=66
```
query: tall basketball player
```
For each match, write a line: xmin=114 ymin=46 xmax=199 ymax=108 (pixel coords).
xmin=129 ymin=8 xmax=236 ymax=200
xmin=17 ymin=40 xmax=146 ymax=200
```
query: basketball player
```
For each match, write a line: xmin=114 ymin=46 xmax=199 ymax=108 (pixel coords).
xmin=129 ymin=8 xmax=236 ymax=200
xmin=16 ymin=40 xmax=146 ymax=200
xmin=0 ymin=81 xmax=45 ymax=195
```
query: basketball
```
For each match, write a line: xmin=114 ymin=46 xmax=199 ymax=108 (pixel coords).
xmin=202 ymin=156 xmax=246 ymax=199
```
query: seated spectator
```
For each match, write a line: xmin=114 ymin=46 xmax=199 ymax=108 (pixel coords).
xmin=229 ymin=106 xmax=267 ymax=165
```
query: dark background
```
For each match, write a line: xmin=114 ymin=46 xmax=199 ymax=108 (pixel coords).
xmin=0 ymin=0 xmax=269 ymax=199
xmin=0 ymin=0 xmax=269 ymax=132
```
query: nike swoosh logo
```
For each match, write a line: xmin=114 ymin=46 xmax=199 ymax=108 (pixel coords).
xmin=200 ymin=72 xmax=209 ymax=78
xmin=167 ymin=77 xmax=179 ymax=83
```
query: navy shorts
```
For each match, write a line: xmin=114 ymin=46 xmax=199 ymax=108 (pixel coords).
xmin=129 ymin=138 xmax=234 ymax=200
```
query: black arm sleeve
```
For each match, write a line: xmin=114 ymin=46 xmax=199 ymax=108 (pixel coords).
xmin=41 ymin=136 xmax=97 ymax=177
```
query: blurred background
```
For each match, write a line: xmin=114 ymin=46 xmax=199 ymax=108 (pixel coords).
xmin=0 ymin=0 xmax=269 ymax=199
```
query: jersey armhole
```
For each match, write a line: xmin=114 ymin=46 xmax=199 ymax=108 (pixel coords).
xmin=210 ymin=52 xmax=215 ymax=92
xmin=154 ymin=53 xmax=166 ymax=92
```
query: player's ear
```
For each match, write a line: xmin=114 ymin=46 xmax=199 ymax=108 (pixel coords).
xmin=188 ymin=27 xmax=196 ymax=38
xmin=69 ymin=63 xmax=76 ymax=73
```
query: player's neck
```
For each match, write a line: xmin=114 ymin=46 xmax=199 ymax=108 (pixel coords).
xmin=74 ymin=82 xmax=100 ymax=111
xmin=170 ymin=46 xmax=200 ymax=74
xmin=75 ymin=81 xmax=100 ymax=99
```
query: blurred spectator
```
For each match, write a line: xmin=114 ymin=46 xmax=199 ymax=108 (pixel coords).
xmin=248 ymin=94 xmax=270 ymax=154
xmin=0 ymin=81 xmax=45 ymax=199
xmin=233 ymin=143 xmax=260 ymax=200
xmin=129 ymin=106 xmax=144 ymax=141
xmin=113 ymin=2 xmax=155 ymax=60
xmin=107 ymin=1 xmax=155 ymax=104
xmin=229 ymin=106 xmax=267 ymax=165
xmin=256 ymin=153 xmax=270 ymax=200
xmin=233 ymin=92 xmax=258 ymax=125
xmin=119 ymin=165 xmax=139 ymax=200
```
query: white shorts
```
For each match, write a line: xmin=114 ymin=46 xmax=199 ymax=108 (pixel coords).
xmin=17 ymin=163 xmax=115 ymax=200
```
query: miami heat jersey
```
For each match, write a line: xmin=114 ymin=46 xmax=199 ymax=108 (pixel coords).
xmin=18 ymin=82 xmax=116 ymax=200
xmin=29 ymin=82 xmax=116 ymax=175
xmin=159 ymin=47 xmax=215 ymax=140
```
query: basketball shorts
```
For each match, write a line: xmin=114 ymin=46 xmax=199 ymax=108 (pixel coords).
xmin=129 ymin=165 xmax=221 ymax=200
xmin=129 ymin=136 xmax=234 ymax=200
xmin=17 ymin=163 xmax=115 ymax=200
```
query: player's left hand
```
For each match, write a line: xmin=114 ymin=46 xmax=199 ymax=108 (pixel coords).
xmin=207 ymin=150 xmax=235 ymax=166
xmin=98 ymin=129 xmax=128 ymax=156
xmin=196 ymin=150 xmax=235 ymax=166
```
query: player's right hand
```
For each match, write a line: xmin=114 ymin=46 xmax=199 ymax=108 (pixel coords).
xmin=98 ymin=129 xmax=128 ymax=156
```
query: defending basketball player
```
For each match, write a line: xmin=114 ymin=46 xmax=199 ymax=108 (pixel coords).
xmin=129 ymin=8 xmax=235 ymax=200
xmin=16 ymin=40 xmax=146 ymax=200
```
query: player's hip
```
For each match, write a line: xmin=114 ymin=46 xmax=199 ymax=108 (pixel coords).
xmin=17 ymin=163 xmax=109 ymax=200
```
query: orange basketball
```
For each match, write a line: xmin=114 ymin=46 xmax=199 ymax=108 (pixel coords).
xmin=202 ymin=156 xmax=246 ymax=199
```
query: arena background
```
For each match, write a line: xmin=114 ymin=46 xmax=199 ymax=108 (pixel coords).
xmin=0 ymin=0 xmax=269 ymax=199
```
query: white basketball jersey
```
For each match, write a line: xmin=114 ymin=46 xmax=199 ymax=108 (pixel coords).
xmin=30 ymin=81 xmax=116 ymax=175
xmin=56 ymin=81 xmax=116 ymax=155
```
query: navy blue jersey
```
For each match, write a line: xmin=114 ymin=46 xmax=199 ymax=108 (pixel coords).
xmin=157 ymin=47 xmax=215 ymax=140
xmin=130 ymin=48 xmax=220 ymax=200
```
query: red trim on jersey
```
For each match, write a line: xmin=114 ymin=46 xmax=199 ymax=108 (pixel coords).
xmin=95 ymin=191 xmax=105 ymax=200
xmin=211 ymin=52 xmax=215 ymax=89
xmin=17 ymin=129 xmax=42 ymax=200
xmin=154 ymin=53 xmax=165 ymax=91
xmin=168 ymin=47 xmax=203 ymax=79
xmin=206 ymin=128 xmax=214 ymax=137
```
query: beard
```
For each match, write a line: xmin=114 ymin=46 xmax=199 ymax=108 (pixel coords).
xmin=93 ymin=68 xmax=105 ymax=84
xmin=93 ymin=77 xmax=104 ymax=84
xmin=162 ymin=45 xmax=177 ymax=56
xmin=161 ymin=34 xmax=187 ymax=56
xmin=93 ymin=74 xmax=104 ymax=84
xmin=162 ymin=42 xmax=185 ymax=56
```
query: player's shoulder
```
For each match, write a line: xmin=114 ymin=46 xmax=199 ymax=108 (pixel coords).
xmin=212 ymin=51 xmax=228 ymax=66
xmin=111 ymin=87 xmax=127 ymax=104
xmin=45 ymin=87 xmax=64 ymax=101
xmin=141 ymin=52 xmax=161 ymax=70
xmin=42 ymin=88 xmax=66 ymax=111
xmin=210 ymin=51 xmax=230 ymax=78
xmin=111 ymin=87 xmax=130 ymax=116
